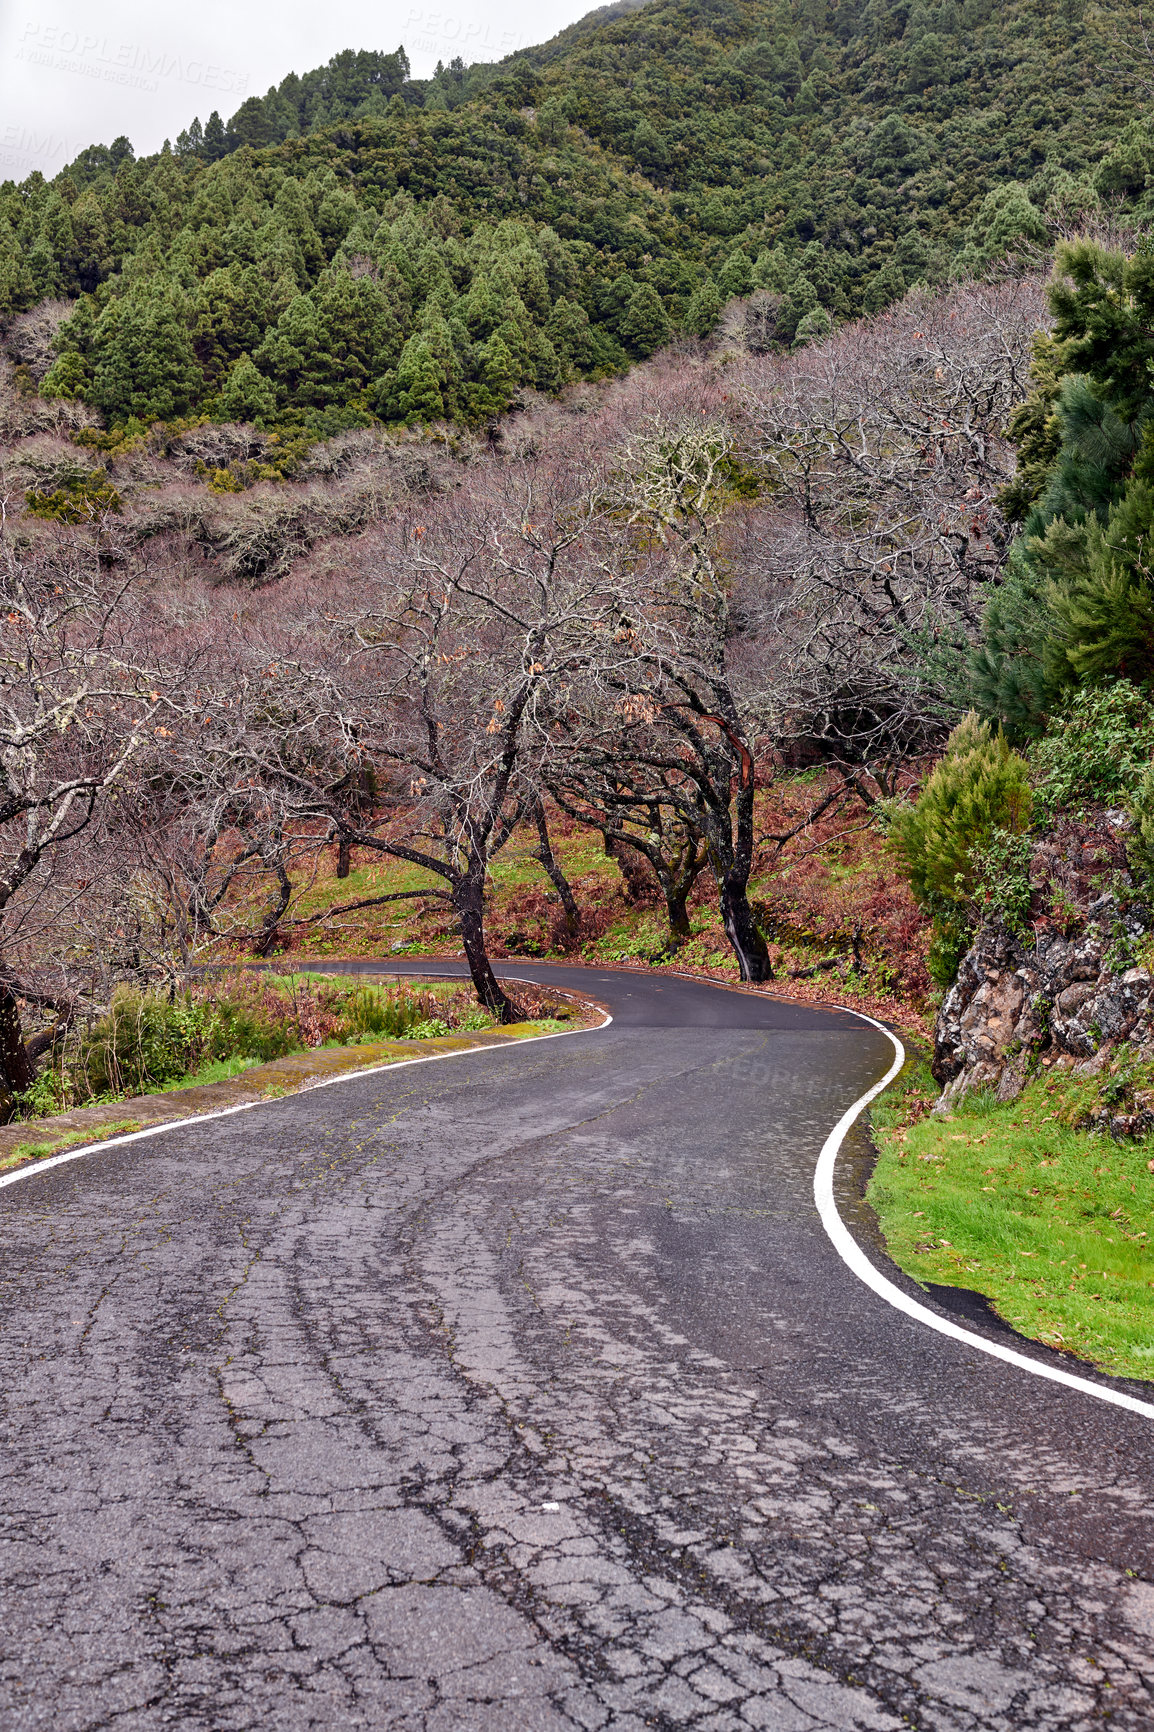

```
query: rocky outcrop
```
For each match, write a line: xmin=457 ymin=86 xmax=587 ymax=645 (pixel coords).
xmin=932 ymin=895 xmax=1154 ymax=1112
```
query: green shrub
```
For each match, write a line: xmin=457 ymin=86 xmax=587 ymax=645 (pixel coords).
xmin=13 ymin=1069 xmax=68 ymax=1119
xmin=892 ymin=715 xmax=1032 ymax=912
xmin=1127 ymin=760 xmax=1154 ymax=893
xmin=891 ymin=714 xmax=1032 ymax=985
xmin=75 ymin=988 xmax=205 ymax=1100
xmin=973 ymin=827 xmax=1035 ymax=934
xmin=14 ymin=973 xmax=505 ymax=1119
xmin=1030 ymin=679 xmax=1154 ymax=818
xmin=197 ymin=995 xmax=300 ymax=1064
xmin=332 ymin=983 xmax=461 ymax=1040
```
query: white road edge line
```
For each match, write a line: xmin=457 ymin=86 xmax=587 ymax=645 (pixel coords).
xmin=817 ymin=1006 xmax=1154 ymax=1422
xmin=0 ymin=997 xmax=612 ymax=1196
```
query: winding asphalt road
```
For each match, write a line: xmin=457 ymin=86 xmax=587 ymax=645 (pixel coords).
xmin=1 ymin=963 xmax=1153 ymax=1731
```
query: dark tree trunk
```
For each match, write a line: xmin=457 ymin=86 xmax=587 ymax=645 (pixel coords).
xmin=0 ymin=984 xmax=33 ymax=1094
xmin=665 ymin=888 xmax=692 ymax=944
xmin=254 ymin=860 xmax=293 ymax=958
xmin=657 ymin=831 xmax=708 ymax=950
xmin=454 ymin=872 xmax=520 ymax=1023
xmin=604 ymin=833 xmax=654 ymax=904
xmin=337 ymin=834 xmax=352 ymax=879
xmin=531 ymin=800 xmax=580 ymax=935
xmin=711 ymin=726 xmax=773 ymax=982
xmin=718 ymin=875 xmax=773 ymax=982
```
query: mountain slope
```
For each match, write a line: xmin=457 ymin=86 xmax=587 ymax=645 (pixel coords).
xmin=0 ymin=0 xmax=1147 ymax=437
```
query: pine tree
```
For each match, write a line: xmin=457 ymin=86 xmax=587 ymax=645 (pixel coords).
xmin=463 ymin=271 xmax=505 ymax=340
xmin=546 ymin=296 xmax=594 ymax=368
xmin=195 ymin=264 xmax=283 ymax=379
xmin=620 ymin=282 xmax=670 ymax=358
xmin=70 ymin=188 xmax=110 ymax=292
xmin=391 ymin=337 xmax=445 ymax=423
xmin=717 ymin=250 xmax=753 ymax=298
xmin=253 ymin=294 xmax=324 ymax=407
xmin=1049 ymin=241 xmax=1154 ymax=421
xmin=891 ymin=714 xmax=1032 ymax=984
xmin=176 ymin=118 xmax=205 ymax=156
xmin=269 ymin=176 xmax=324 ymax=276
xmin=40 ymin=349 xmax=90 ymax=399
xmin=971 ymin=245 xmax=1154 ymax=731
xmin=952 ymin=183 xmax=1049 ymax=278
xmin=216 ymin=353 xmax=277 ymax=422
xmin=684 ymin=281 xmax=722 ymax=337
xmin=1058 ymin=558 xmax=1154 ymax=686
xmin=792 ymin=305 xmax=832 ymax=348
xmin=472 ymin=332 xmax=518 ymax=416
xmin=32 ymin=195 xmax=77 ymax=295
xmin=89 ymin=284 xmax=203 ymax=423
xmin=0 ymin=240 xmax=34 ymax=321
xmin=203 ymin=112 xmax=228 ymax=161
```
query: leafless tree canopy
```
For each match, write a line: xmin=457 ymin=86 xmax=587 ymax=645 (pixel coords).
xmin=735 ymin=275 xmax=1047 ymax=776
xmin=0 ymin=270 xmax=1052 ymax=1074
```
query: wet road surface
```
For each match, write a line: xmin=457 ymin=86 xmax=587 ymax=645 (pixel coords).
xmin=1 ymin=963 xmax=1152 ymax=1730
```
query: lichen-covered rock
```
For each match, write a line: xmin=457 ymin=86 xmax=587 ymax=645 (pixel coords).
xmin=932 ymin=896 xmax=1154 ymax=1111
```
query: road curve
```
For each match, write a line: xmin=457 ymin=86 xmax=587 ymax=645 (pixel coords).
xmin=1 ymin=963 xmax=1152 ymax=1731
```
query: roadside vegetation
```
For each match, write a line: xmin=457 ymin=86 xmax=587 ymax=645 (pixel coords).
xmin=871 ymin=236 xmax=1154 ymax=1376
xmin=260 ymin=778 xmax=929 ymax=1008
xmin=11 ymin=973 xmax=575 ymax=1121
xmin=870 ymin=1055 xmax=1154 ymax=1382
xmin=872 ymin=686 xmax=1154 ymax=1382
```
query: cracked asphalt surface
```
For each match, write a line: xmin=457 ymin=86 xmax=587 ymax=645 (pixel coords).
xmin=2 ymin=963 xmax=1153 ymax=1731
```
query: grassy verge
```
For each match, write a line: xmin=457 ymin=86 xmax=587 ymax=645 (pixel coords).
xmin=1 ymin=1119 xmax=143 ymax=1174
xmin=15 ymin=972 xmax=518 ymax=1122
xmin=868 ymin=1056 xmax=1154 ymax=1382
xmin=160 ymin=1053 xmax=265 ymax=1090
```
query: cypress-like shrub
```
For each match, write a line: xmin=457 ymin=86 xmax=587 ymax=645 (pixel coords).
xmin=891 ymin=714 xmax=1032 ymax=985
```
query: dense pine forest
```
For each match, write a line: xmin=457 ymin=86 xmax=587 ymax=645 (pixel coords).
xmin=2 ymin=0 xmax=1153 ymax=436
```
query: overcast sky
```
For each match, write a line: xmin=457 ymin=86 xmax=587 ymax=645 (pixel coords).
xmin=0 ymin=0 xmax=589 ymax=182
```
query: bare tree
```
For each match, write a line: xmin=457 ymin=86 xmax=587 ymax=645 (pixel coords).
xmin=734 ymin=276 xmax=1048 ymax=772
xmin=551 ymin=414 xmax=775 ymax=980
xmin=236 ymin=457 xmax=619 ymax=1019
xmin=0 ymin=500 xmax=173 ymax=1090
xmin=526 ymin=795 xmax=581 ymax=938
xmin=551 ymin=767 xmax=708 ymax=948
xmin=128 ymin=779 xmax=313 ymax=972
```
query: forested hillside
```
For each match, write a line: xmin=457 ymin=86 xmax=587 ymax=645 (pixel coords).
xmin=1 ymin=0 xmax=1152 ymax=435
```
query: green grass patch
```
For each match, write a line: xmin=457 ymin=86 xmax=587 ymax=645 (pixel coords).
xmin=2 ymin=1118 xmax=143 ymax=1170
xmin=504 ymin=1017 xmax=570 ymax=1036
xmin=165 ymin=1053 xmax=267 ymax=1090
xmin=869 ymin=1057 xmax=1154 ymax=1381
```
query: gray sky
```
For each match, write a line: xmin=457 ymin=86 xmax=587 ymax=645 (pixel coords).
xmin=0 ymin=0 xmax=589 ymax=182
